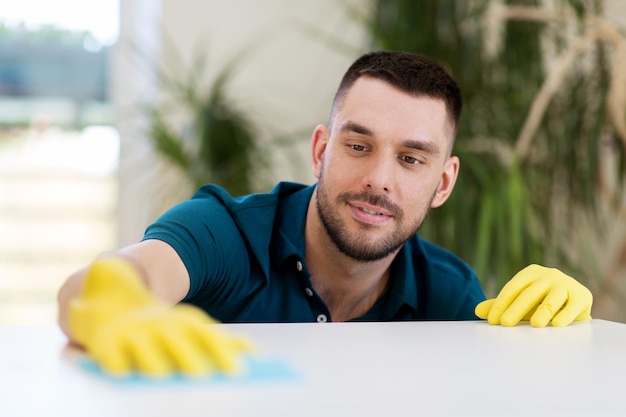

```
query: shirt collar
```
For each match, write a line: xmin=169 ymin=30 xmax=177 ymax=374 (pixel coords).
xmin=271 ymin=182 xmax=315 ymax=267
xmin=385 ymin=243 xmax=420 ymax=316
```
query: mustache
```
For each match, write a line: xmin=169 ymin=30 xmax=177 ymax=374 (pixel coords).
xmin=336 ymin=191 xmax=403 ymax=219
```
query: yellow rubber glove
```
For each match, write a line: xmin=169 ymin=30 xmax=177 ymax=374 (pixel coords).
xmin=69 ymin=258 xmax=252 ymax=377
xmin=474 ymin=264 xmax=593 ymax=327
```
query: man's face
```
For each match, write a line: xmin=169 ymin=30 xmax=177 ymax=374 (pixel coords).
xmin=311 ymin=76 xmax=459 ymax=262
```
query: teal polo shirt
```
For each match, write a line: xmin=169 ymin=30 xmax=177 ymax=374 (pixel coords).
xmin=143 ymin=182 xmax=485 ymax=323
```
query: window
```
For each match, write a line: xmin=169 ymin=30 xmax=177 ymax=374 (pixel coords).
xmin=0 ymin=0 xmax=119 ymax=324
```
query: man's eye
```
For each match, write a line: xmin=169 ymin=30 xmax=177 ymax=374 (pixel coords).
xmin=350 ymin=144 xmax=366 ymax=152
xmin=402 ymin=156 xmax=419 ymax=165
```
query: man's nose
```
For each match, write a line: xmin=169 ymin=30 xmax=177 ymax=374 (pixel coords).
xmin=363 ymin=153 xmax=394 ymax=193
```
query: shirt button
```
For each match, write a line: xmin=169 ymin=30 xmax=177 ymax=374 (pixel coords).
xmin=305 ymin=288 xmax=313 ymax=297
xmin=317 ymin=314 xmax=328 ymax=323
xmin=296 ymin=260 xmax=303 ymax=272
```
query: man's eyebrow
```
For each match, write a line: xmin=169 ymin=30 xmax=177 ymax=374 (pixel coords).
xmin=339 ymin=120 xmax=374 ymax=136
xmin=402 ymin=139 xmax=440 ymax=155
xmin=339 ymin=120 xmax=441 ymax=155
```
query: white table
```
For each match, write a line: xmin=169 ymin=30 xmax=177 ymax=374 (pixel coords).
xmin=1 ymin=320 xmax=625 ymax=417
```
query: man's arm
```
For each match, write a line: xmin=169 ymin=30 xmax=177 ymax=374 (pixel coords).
xmin=57 ymin=238 xmax=251 ymax=376
xmin=57 ymin=239 xmax=190 ymax=344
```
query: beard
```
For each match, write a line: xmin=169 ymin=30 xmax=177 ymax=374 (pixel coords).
xmin=315 ymin=172 xmax=434 ymax=262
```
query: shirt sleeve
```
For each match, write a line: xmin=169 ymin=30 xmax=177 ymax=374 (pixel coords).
xmin=142 ymin=191 xmax=252 ymax=307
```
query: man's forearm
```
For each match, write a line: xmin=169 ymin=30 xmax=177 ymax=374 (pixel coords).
xmin=57 ymin=267 xmax=88 ymax=344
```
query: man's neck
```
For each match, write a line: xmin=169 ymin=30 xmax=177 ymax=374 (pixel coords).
xmin=308 ymin=263 xmax=392 ymax=322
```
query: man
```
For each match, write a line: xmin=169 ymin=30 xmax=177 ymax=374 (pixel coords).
xmin=58 ymin=51 xmax=592 ymax=376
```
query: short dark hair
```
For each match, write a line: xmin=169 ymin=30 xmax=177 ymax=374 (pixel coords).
xmin=331 ymin=51 xmax=462 ymax=136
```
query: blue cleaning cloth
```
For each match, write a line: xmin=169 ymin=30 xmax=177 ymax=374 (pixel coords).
xmin=77 ymin=355 xmax=301 ymax=386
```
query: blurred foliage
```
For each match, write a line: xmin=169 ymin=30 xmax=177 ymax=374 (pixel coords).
xmin=145 ymin=45 xmax=267 ymax=197
xmin=357 ymin=0 xmax=626 ymax=292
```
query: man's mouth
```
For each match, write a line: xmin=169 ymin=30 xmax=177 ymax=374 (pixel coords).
xmin=336 ymin=190 xmax=402 ymax=222
xmin=349 ymin=202 xmax=393 ymax=225
xmin=358 ymin=206 xmax=385 ymax=216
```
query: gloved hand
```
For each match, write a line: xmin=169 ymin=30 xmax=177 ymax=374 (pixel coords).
xmin=474 ymin=264 xmax=593 ymax=327
xmin=69 ymin=258 xmax=252 ymax=376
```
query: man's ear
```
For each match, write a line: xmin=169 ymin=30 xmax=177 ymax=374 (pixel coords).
xmin=311 ymin=124 xmax=330 ymax=179
xmin=431 ymin=156 xmax=459 ymax=208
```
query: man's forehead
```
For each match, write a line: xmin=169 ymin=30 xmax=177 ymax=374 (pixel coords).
xmin=332 ymin=79 xmax=456 ymax=152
